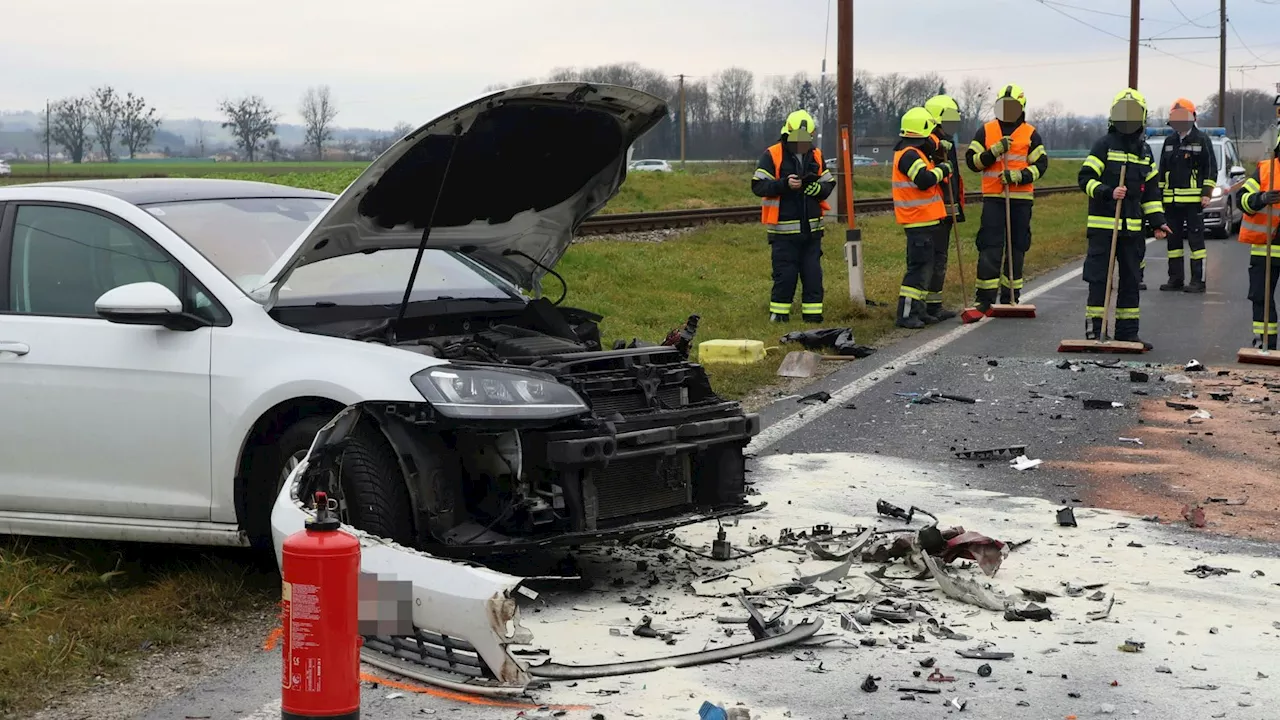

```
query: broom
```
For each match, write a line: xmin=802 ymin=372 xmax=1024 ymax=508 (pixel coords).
xmin=988 ymin=149 xmax=1037 ymax=318
xmin=1058 ymin=163 xmax=1147 ymax=354
xmin=1238 ymin=161 xmax=1280 ymax=365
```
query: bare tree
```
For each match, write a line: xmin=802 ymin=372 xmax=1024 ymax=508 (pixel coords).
xmin=954 ymin=76 xmax=993 ymax=140
xmin=43 ymin=96 xmax=94 ymax=164
xmin=119 ymin=92 xmax=160 ymax=158
xmin=265 ymin=138 xmax=283 ymax=161
xmin=219 ymin=96 xmax=279 ymax=162
xmin=299 ymin=85 xmax=339 ymax=161
xmin=90 ymin=86 xmax=122 ymax=162
xmin=712 ymin=68 xmax=755 ymax=127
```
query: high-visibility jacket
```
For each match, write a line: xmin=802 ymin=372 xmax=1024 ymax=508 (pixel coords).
xmin=1239 ymin=158 xmax=1280 ymax=246
xmin=932 ymin=129 xmax=966 ymax=223
xmin=754 ymin=143 xmax=833 ymax=233
xmin=980 ymin=120 xmax=1036 ymax=199
xmin=1157 ymin=126 xmax=1218 ymax=205
xmin=891 ymin=144 xmax=946 ymax=228
xmin=1077 ymin=130 xmax=1165 ymax=236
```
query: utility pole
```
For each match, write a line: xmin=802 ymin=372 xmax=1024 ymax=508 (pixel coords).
xmin=45 ymin=100 xmax=51 ymax=175
xmin=1219 ymin=0 xmax=1227 ymax=127
xmin=1128 ymin=0 xmax=1140 ymax=89
xmin=678 ymin=74 xmax=686 ymax=168
xmin=836 ymin=0 xmax=864 ymax=306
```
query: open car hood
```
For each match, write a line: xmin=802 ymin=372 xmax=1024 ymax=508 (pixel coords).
xmin=260 ymin=83 xmax=668 ymax=293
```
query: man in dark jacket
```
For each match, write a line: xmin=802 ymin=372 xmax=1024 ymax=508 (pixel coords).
xmin=1157 ymin=97 xmax=1219 ymax=293
xmin=752 ymin=110 xmax=836 ymax=322
xmin=1076 ymin=88 xmax=1171 ymax=350
xmin=924 ymin=94 xmax=965 ymax=321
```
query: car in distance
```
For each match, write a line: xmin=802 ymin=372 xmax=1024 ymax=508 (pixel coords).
xmin=1146 ymin=126 xmax=1247 ymax=239
xmin=628 ymin=158 xmax=672 ymax=172
xmin=0 ymin=82 xmax=761 ymax=552
xmin=0 ymin=161 xmax=12 ymax=177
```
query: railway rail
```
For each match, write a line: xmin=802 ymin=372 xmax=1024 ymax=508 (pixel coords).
xmin=579 ymin=185 xmax=1080 ymax=236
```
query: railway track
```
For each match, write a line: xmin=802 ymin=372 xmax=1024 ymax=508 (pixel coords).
xmin=579 ymin=185 xmax=1080 ymax=236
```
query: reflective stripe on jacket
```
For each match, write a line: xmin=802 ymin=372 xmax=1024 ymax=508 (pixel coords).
xmin=759 ymin=143 xmax=832 ymax=231
xmin=1077 ymin=130 xmax=1166 ymax=235
xmin=981 ymin=120 xmax=1036 ymax=199
xmin=1239 ymin=159 xmax=1280 ymax=246
xmin=892 ymin=146 xmax=946 ymax=228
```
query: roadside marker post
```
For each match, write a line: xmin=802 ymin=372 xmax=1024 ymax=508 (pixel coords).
xmin=840 ymin=126 xmax=866 ymax=307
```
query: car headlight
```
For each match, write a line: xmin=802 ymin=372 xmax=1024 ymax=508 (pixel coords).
xmin=1211 ymin=187 xmax=1224 ymax=198
xmin=411 ymin=366 xmax=587 ymax=420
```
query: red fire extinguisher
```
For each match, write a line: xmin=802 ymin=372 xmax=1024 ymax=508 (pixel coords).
xmin=281 ymin=491 xmax=361 ymax=720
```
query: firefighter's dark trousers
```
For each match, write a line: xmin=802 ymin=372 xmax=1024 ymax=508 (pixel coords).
xmin=898 ymin=225 xmax=937 ymax=320
xmin=1248 ymin=246 xmax=1280 ymax=350
xmin=769 ymin=230 xmax=824 ymax=318
xmin=1166 ymin=204 xmax=1207 ymax=286
xmin=1083 ymin=229 xmax=1144 ymax=339
xmin=925 ymin=221 xmax=952 ymax=314
xmin=974 ymin=197 xmax=1033 ymax=306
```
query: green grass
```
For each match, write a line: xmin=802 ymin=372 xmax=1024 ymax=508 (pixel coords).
xmin=559 ymin=192 xmax=1087 ymax=398
xmin=0 ymin=538 xmax=278 ymax=714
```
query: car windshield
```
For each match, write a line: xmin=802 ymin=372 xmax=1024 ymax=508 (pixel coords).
xmin=143 ymin=197 xmax=521 ymax=306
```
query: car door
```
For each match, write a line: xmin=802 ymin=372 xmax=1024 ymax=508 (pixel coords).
xmin=0 ymin=201 xmax=214 ymax=521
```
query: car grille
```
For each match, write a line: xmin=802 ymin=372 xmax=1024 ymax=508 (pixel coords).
xmin=363 ymin=630 xmax=492 ymax=680
xmin=588 ymin=386 xmax=684 ymax=416
xmin=590 ymin=455 xmax=692 ymax=522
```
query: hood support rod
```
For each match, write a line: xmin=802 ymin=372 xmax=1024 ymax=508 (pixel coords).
xmin=394 ymin=126 xmax=463 ymax=338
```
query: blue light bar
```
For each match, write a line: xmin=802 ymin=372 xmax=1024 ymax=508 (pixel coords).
xmin=1145 ymin=127 xmax=1173 ymax=136
xmin=1146 ymin=126 xmax=1227 ymax=137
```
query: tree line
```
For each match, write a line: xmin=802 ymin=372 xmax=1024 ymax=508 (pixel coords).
xmin=43 ymin=87 xmax=161 ymax=163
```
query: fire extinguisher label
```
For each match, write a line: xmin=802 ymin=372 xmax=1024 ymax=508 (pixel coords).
xmin=282 ymin=581 xmax=322 ymax=692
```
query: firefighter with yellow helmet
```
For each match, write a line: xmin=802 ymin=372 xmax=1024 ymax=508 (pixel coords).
xmin=1076 ymin=88 xmax=1171 ymax=349
xmin=892 ymin=107 xmax=952 ymax=328
xmin=965 ymin=84 xmax=1050 ymax=311
xmin=923 ymin=94 xmax=965 ymax=321
xmin=1235 ymin=130 xmax=1280 ymax=350
xmin=751 ymin=109 xmax=836 ymax=323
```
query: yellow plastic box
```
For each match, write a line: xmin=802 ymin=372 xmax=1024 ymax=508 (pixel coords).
xmin=697 ymin=339 xmax=766 ymax=364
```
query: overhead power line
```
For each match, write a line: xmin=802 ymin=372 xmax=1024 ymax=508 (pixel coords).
xmin=1033 ymin=0 xmax=1130 ymax=41
xmin=1167 ymin=0 xmax=1215 ymax=29
xmin=1228 ymin=19 xmax=1275 ymax=63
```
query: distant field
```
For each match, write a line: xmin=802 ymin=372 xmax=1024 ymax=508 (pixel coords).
xmin=3 ymin=161 xmax=367 ymax=178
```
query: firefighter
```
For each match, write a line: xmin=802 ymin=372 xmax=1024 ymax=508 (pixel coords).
xmin=1077 ymin=88 xmax=1171 ymax=349
xmin=1156 ymin=98 xmax=1218 ymax=293
xmin=751 ymin=109 xmax=836 ymax=323
xmin=965 ymin=84 xmax=1049 ymax=310
xmin=923 ymin=94 xmax=965 ymax=321
xmin=1236 ymin=132 xmax=1280 ymax=349
xmin=892 ymin=107 xmax=952 ymax=329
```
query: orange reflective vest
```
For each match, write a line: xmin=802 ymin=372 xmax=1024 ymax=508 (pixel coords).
xmin=760 ymin=143 xmax=831 ymax=231
xmin=891 ymin=146 xmax=946 ymax=227
xmin=981 ymin=120 xmax=1036 ymax=199
xmin=1240 ymin=159 xmax=1280 ymax=246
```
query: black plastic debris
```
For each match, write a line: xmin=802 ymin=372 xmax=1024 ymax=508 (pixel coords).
xmin=780 ymin=328 xmax=877 ymax=358
xmin=633 ymin=616 xmax=660 ymax=638
xmin=1185 ymin=359 xmax=1206 ymax=372
xmin=875 ymin=499 xmax=937 ymax=524
xmin=920 ymin=657 xmax=937 ymax=668
xmin=1185 ymin=564 xmax=1239 ymax=579
xmin=860 ymin=637 xmax=878 ymax=647
xmin=1005 ymin=603 xmax=1053 ymax=622
xmin=860 ymin=675 xmax=880 ymax=692
xmin=954 ymin=445 xmax=1027 ymax=460
xmin=797 ymin=391 xmax=831 ymax=405
xmin=1083 ymin=399 xmax=1120 ymax=409
xmin=1056 ymin=507 xmax=1078 ymax=527
xmin=1209 ymin=391 xmax=1233 ymax=401
xmin=987 ymin=359 xmax=999 ymax=367
xmin=977 ymin=663 xmax=993 ymax=677
xmin=1130 ymin=370 xmax=1149 ymax=382
xmin=938 ymin=392 xmax=978 ymax=403
xmin=1166 ymin=400 xmax=1199 ymax=411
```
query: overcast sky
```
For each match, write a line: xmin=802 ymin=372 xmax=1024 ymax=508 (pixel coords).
xmin=5 ymin=0 xmax=1280 ymax=128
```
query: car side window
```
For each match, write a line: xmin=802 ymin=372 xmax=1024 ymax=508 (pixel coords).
xmin=9 ymin=204 xmax=182 ymax=318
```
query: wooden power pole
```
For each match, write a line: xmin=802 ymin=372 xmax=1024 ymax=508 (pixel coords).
xmin=678 ymin=74 xmax=686 ymax=167
xmin=1128 ymin=0 xmax=1140 ymax=89
xmin=1218 ymin=0 xmax=1227 ymax=127
xmin=836 ymin=0 xmax=865 ymax=306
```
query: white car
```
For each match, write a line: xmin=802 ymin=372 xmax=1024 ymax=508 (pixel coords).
xmin=0 ymin=82 xmax=759 ymax=553
xmin=628 ymin=158 xmax=672 ymax=172
xmin=0 ymin=161 xmax=11 ymax=177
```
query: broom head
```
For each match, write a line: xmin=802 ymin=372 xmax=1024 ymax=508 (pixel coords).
xmin=959 ymin=307 xmax=985 ymax=324
xmin=1058 ymin=338 xmax=1148 ymax=354
xmin=988 ymin=303 xmax=1037 ymax=318
xmin=1237 ymin=347 xmax=1280 ymax=365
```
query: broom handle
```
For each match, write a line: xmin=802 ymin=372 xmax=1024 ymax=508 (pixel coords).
xmin=1265 ymin=164 xmax=1275 ymax=352
xmin=951 ymin=200 xmax=969 ymax=303
xmin=1102 ymin=163 xmax=1128 ymax=342
xmin=1003 ymin=154 xmax=1016 ymax=304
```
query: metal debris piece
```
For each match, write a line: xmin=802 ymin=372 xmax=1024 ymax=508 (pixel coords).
xmin=860 ymin=675 xmax=880 ymax=692
xmin=1185 ymin=564 xmax=1238 ymax=579
xmin=1209 ymin=391 xmax=1233 ymax=401
xmin=1004 ymin=603 xmax=1053 ymax=622
xmin=940 ymin=530 xmax=1007 ymax=577
xmin=1118 ymin=639 xmax=1145 ymax=652
xmin=1088 ymin=595 xmax=1116 ymax=622
xmin=1010 ymin=455 xmax=1042 ymax=471
xmin=1129 ymin=370 xmax=1149 ymax=382
xmin=956 ymin=648 xmax=1014 ymax=660
xmin=738 ymin=593 xmax=789 ymax=640
xmin=1056 ymin=507 xmax=1078 ymax=527
xmin=1088 ymin=590 xmax=1106 ymax=601
xmin=874 ymin=500 xmax=937 ymax=525
xmin=920 ymin=552 xmax=1008 ymax=612
xmin=926 ymin=619 xmax=971 ymax=641
xmin=926 ymin=669 xmax=956 ymax=683
xmin=919 ymin=657 xmax=937 ymax=668
xmin=1018 ymin=587 xmax=1059 ymax=602
xmin=1083 ymin=399 xmax=1124 ymax=409
xmin=954 ymin=445 xmax=1027 ymax=460
xmin=1166 ymin=400 xmax=1199 ymax=411
xmin=797 ymin=390 xmax=831 ymax=405
xmin=1118 ymin=437 xmax=1143 ymax=445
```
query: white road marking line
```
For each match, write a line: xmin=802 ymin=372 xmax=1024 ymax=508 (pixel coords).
xmin=236 ymin=698 xmax=281 ymax=720
xmin=746 ymin=239 xmax=1159 ymax=453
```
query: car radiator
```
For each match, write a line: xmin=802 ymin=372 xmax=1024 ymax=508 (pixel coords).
xmin=587 ymin=454 xmax=692 ymax=523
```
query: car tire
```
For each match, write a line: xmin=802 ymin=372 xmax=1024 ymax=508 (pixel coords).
xmin=253 ymin=415 xmax=416 ymax=548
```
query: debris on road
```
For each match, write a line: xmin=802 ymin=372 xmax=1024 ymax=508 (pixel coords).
xmin=954 ymin=445 xmax=1027 ymax=460
xmin=921 ymin=552 xmax=1007 ymax=611
xmin=1129 ymin=370 xmax=1149 ymax=382
xmin=1118 ymin=437 xmax=1143 ymax=445
xmin=1187 ymin=409 xmax=1212 ymax=423
xmin=956 ymin=648 xmax=1015 ymax=660
xmin=779 ymin=327 xmax=876 ymax=358
xmin=1010 ymin=455 xmax=1043 ymax=471
xmin=1057 ymin=507 xmax=1078 ymax=527
xmin=1165 ymin=400 xmax=1199 ymax=411
xmin=1082 ymin=399 xmax=1124 ymax=409
xmin=797 ymin=391 xmax=831 ymax=405
xmin=1118 ymin=639 xmax=1145 ymax=653
xmin=874 ymin=500 xmax=936 ymax=525
xmin=1163 ymin=373 xmax=1194 ymax=385
xmin=1087 ymin=595 xmax=1116 ymax=622
xmin=1181 ymin=505 xmax=1207 ymax=528
xmin=1004 ymin=603 xmax=1053 ymax=622
xmin=1185 ymin=359 xmax=1206 ymax=372
xmin=1185 ymin=564 xmax=1239 ymax=579
xmin=860 ymin=675 xmax=880 ymax=692
xmin=1209 ymin=390 xmax=1233 ymax=401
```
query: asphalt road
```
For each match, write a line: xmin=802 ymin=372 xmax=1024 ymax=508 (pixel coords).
xmin=132 ymin=232 xmax=1280 ymax=720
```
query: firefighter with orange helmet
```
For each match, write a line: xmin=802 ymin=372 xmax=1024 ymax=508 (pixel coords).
xmin=1155 ymin=97 xmax=1218 ymax=293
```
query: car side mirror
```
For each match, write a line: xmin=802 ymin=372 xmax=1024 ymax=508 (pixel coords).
xmin=1230 ymin=165 xmax=1246 ymax=178
xmin=96 ymin=282 xmax=199 ymax=330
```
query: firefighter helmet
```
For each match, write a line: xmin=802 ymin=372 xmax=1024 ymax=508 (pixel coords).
xmin=782 ymin=110 xmax=816 ymax=142
xmin=900 ymin=107 xmax=938 ymax=138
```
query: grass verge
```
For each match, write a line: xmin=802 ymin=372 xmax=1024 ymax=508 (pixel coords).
xmin=559 ymin=192 xmax=1088 ymax=398
xmin=0 ymin=538 xmax=277 ymax=714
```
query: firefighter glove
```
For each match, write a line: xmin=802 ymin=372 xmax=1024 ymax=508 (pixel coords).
xmin=939 ymin=138 xmax=954 ymax=152
xmin=936 ymin=162 xmax=953 ymax=178
xmin=1000 ymin=169 xmax=1024 ymax=185
xmin=1258 ymin=190 xmax=1280 ymax=207
xmin=989 ymin=136 xmax=1012 ymax=156
xmin=804 ymin=182 xmax=823 ymax=196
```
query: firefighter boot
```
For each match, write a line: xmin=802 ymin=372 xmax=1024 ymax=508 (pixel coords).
xmin=1252 ymin=334 xmax=1279 ymax=351
xmin=1115 ymin=330 xmax=1154 ymax=351
xmin=926 ymin=303 xmax=958 ymax=322
xmin=770 ymin=313 xmax=790 ymax=323
xmin=803 ymin=313 xmax=824 ymax=324
xmin=895 ymin=297 xmax=925 ymax=329
xmin=1085 ymin=317 xmax=1102 ymax=341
